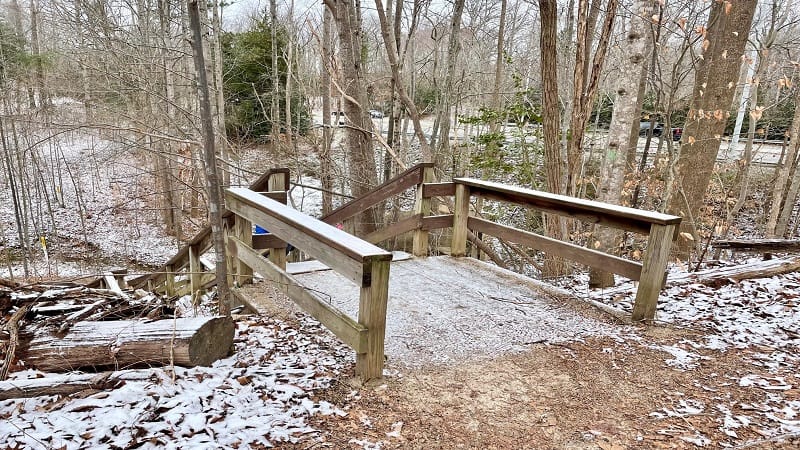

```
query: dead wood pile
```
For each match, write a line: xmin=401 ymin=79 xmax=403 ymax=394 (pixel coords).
xmin=0 ymin=278 xmax=233 ymax=381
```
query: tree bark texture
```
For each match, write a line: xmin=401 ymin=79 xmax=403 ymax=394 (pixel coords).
xmin=589 ymin=0 xmax=654 ymax=288
xmin=565 ymin=0 xmax=618 ymax=197
xmin=17 ymin=317 xmax=234 ymax=372
xmin=666 ymin=0 xmax=758 ymax=254
xmin=373 ymin=0 xmax=433 ymax=162
xmin=325 ymin=0 xmax=379 ymax=235
xmin=189 ymin=0 xmax=232 ymax=315
xmin=539 ymin=0 xmax=568 ymax=277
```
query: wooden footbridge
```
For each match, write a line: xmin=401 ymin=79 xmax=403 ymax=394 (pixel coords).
xmin=130 ymin=164 xmax=681 ymax=381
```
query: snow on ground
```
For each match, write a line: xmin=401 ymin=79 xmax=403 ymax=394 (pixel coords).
xmin=0 ymin=315 xmax=352 ymax=449
xmin=580 ymin=262 xmax=800 ymax=445
xmin=295 ymin=256 xmax=627 ymax=368
xmin=0 ymin=129 xmax=176 ymax=278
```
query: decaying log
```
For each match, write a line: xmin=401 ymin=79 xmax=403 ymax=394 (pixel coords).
xmin=669 ymin=256 xmax=800 ymax=288
xmin=0 ymin=370 xmax=157 ymax=400
xmin=712 ymin=239 xmax=800 ymax=252
xmin=17 ymin=316 xmax=234 ymax=372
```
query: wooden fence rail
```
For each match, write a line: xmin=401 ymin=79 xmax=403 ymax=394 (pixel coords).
xmin=449 ymin=178 xmax=681 ymax=322
xmin=225 ymin=188 xmax=393 ymax=381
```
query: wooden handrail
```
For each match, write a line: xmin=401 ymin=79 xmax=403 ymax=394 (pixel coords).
xmin=226 ymin=188 xmax=392 ymax=286
xmin=321 ymin=162 xmax=434 ymax=226
xmin=455 ymin=177 xmax=681 ymax=235
xmin=129 ymin=168 xmax=290 ymax=289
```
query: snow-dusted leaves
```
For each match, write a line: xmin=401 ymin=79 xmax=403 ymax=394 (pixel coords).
xmin=0 ymin=316 xmax=352 ymax=449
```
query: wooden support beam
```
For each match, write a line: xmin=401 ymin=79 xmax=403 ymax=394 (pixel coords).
xmin=455 ymin=178 xmax=681 ymax=235
xmin=356 ymin=259 xmax=391 ymax=382
xmin=321 ymin=163 xmax=432 ymax=226
xmin=165 ymin=265 xmax=176 ymax=296
xmin=234 ymin=215 xmax=253 ymax=286
xmin=632 ymin=223 xmax=677 ymax=322
xmin=413 ymin=166 xmax=436 ymax=256
xmin=422 ymin=214 xmax=454 ymax=230
xmin=228 ymin=236 xmax=368 ymax=352
xmin=468 ymin=217 xmax=643 ymax=281
xmin=451 ymin=183 xmax=470 ymax=257
xmin=422 ymin=182 xmax=456 ymax=198
xmin=365 ymin=214 xmax=422 ymax=244
xmin=189 ymin=244 xmax=201 ymax=295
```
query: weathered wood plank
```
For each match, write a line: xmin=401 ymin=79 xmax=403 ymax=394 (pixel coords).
xmin=229 ymin=236 xmax=368 ymax=352
xmin=18 ymin=317 xmax=235 ymax=372
xmin=356 ymin=259 xmax=391 ymax=381
xmin=234 ymin=215 xmax=254 ymax=285
xmin=712 ymin=239 xmax=800 ymax=252
xmin=188 ymin=244 xmax=202 ymax=294
xmin=0 ymin=370 xmax=156 ymax=401
xmin=632 ymin=223 xmax=677 ymax=322
xmin=451 ymin=184 xmax=470 ymax=256
xmin=226 ymin=188 xmax=392 ymax=286
xmin=422 ymin=214 xmax=454 ymax=230
xmin=251 ymin=233 xmax=288 ymax=250
xmin=321 ymin=163 xmax=432 ymax=225
xmin=422 ymin=182 xmax=456 ymax=198
xmin=257 ymin=191 xmax=288 ymax=203
xmin=413 ymin=166 xmax=436 ymax=256
xmin=468 ymin=217 xmax=643 ymax=281
xmin=455 ymin=178 xmax=681 ymax=235
xmin=365 ymin=214 xmax=422 ymax=244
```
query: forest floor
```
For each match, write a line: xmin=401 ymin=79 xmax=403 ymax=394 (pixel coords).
xmin=1 ymin=115 xmax=799 ymax=449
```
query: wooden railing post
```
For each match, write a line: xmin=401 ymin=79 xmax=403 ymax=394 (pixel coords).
xmin=631 ymin=223 xmax=677 ymax=321
xmin=267 ymin=169 xmax=289 ymax=269
xmin=165 ymin=264 xmax=176 ymax=296
xmin=412 ymin=166 xmax=435 ymax=256
xmin=451 ymin=182 xmax=470 ymax=256
xmin=188 ymin=244 xmax=201 ymax=294
xmin=234 ymin=215 xmax=253 ymax=286
xmin=356 ymin=259 xmax=391 ymax=381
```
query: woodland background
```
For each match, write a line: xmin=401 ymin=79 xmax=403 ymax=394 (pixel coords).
xmin=0 ymin=0 xmax=799 ymax=285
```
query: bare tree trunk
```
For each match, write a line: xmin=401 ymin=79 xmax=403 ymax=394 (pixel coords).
xmin=769 ymin=88 xmax=800 ymax=237
xmin=373 ymin=0 xmax=432 ymax=162
xmin=188 ymin=0 xmax=231 ymax=316
xmin=284 ymin=0 xmax=295 ymax=150
xmin=325 ymin=0 xmax=378 ymax=235
xmin=434 ymin=0 xmax=465 ymax=171
xmin=666 ymin=0 xmax=758 ymax=257
xmin=270 ymin=0 xmax=281 ymax=145
xmin=211 ymin=0 xmax=229 ymax=187
xmin=565 ymin=0 xmax=618 ymax=197
xmin=320 ymin=6 xmax=334 ymax=215
xmin=539 ymin=0 xmax=568 ymax=277
xmin=29 ymin=0 xmax=49 ymax=108
xmin=588 ymin=0 xmax=654 ymax=288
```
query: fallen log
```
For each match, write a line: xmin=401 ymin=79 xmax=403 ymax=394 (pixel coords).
xmin=669 ymin=256 xmax=800 ymax=288
xmin=17 ymin=316 xmax=234 ymax=373
xmin=0 ymin=370 xmax=156 ymax=400
xmin=712 ymin=239 xmax=800 ymax=252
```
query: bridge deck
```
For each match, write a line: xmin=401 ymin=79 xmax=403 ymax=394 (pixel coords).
xmin=277 ymin=256 xmax=618 ymax=368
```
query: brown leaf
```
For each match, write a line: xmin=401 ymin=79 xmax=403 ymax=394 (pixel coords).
xmin=236 ymin=375 xmax=252 ymax=385
xmin=724 ymin=1 xmax=732 ymax=14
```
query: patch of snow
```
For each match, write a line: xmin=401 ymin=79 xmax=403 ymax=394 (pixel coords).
xmin=0 ymin=316 xmax=352 ymax=449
